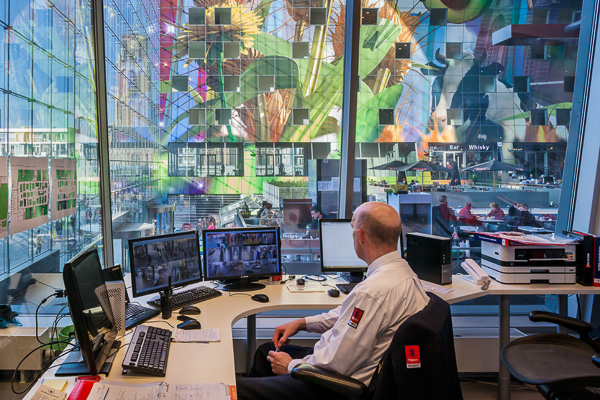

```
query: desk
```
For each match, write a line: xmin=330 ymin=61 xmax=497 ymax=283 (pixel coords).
xmin=517 ymin=226 xmax=554 ymax=234
xmin=24 ymin=277 xmax=600 ymax=400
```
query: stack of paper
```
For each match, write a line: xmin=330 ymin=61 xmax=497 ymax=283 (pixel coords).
xmin=173 ymin=328 xmax=221 ymax=343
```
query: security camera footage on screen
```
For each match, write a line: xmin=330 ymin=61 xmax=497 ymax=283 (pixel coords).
xmin=204 ymin=230 xmax=279 ymax=279
xmin=131 ymin=234 xmax=201 ymax=295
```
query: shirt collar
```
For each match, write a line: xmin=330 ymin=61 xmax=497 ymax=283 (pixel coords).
xmin=366 ymin=251 xmax=402 ymax=278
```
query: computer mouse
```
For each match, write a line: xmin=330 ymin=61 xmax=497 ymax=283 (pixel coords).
xmin=251 ymin=294 xmax=270 ymax=303
xmin=328 ymin=288 xmax=340 ymax=298
xmin=177 ymin=315 xmax=194 ymax=322
xmin=179 ymin=305 xmax=201 ymax=315
xmin=177 ymin=319 xmax=201 ymax=330
xmin=296 ymin=278 xmax=305 ymax=286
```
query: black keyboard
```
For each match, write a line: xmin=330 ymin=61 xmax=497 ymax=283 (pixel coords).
xmin=122 ymin=325 xmax=172 ymax=377
xmin=336 ymin=283 xmax=359 ymax=295
xmin=125 ymin=303 xmax=160 ymax=330
xmin=148 ymin=286 xmax=222 ymax=309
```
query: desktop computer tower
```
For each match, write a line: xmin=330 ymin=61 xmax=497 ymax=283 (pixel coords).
xmin=406 ymin=232 xmax=452 ymax=285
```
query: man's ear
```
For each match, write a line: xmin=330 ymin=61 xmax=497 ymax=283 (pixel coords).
xmin=357 ymin=228 xmax=367 ymax=244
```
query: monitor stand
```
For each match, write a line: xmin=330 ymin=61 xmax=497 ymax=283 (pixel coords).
xmin=221 ymin=279 xmax=266 ymax=292
xmin=341 ymin=272 xmax=364 ymax=284
xmin=55 ymin=340 xmax=121 ymax=376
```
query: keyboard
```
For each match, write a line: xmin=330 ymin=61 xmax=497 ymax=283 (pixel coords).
xmin=336 ymin=283 xmax=359 ymax=295
xmin=122 ymin=325 xmax=172 ymax=376
xmin=148 ymin=286 xmax=222 ymax=309
xmin=125 ymin=303 xmax=160 ymax=330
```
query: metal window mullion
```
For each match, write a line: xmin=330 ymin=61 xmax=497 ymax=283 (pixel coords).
xmin=338 ymin=0 xmax=361 ymax=219
xmin=557 ymin=0 xmax=600 ymax=233
xmin=91 ymin=0 xmax=114 ymax=268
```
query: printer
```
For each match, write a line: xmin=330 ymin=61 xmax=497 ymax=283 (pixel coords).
xmin=479 ymin=235 xmax=577 ymax=284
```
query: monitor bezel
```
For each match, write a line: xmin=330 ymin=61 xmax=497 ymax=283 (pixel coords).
xmin=319 ymin=218 xmax=368 ymax=274
xmin=129 ymin=230 xmax=202 ymax=298
xmin=63 ymin=245 xmax=118 ymax=376
xmin=202 ymin=226 xmax=283 ymax=282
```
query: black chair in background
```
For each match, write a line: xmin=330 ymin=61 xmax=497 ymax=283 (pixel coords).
xmin=432 ymin=205 xmax=455 ymax=238
xmin=501 ymin=310 xmax=600 ymax=399
xmin=291 ymin=293 xmax=463 ymax=400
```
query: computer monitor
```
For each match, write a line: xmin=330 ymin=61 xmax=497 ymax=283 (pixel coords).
xmin=129 ymin=231 xmax=202 ymax=298
xmin=203 ymin=226 xmax=282 ymax=291
xmin=58 ymin=245 xmax=118 ymax=376
xmin=319 ymin=219 xmax=367 ymax=283
xmin=282 ymin=199 xmax=313 ymax=232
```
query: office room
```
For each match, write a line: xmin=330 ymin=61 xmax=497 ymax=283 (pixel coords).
xmin=0 ymin=0 xmax=599 ymax=398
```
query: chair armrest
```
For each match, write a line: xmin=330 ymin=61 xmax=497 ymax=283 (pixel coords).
xmin=529 ymin=311 xmax=593 ymax=335
xmin=291 ymin=364 xmax=367 ymax=398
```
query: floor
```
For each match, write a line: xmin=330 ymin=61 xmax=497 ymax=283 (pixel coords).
xmin=0 ymin=377 xmax=545 ymax=399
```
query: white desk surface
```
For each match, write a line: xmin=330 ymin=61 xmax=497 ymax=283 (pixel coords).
xmin=23 ymin=276 xmax=600 ymax=398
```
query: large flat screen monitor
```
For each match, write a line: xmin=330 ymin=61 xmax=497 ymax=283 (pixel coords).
xmin=129 ymin=231 xmax=202 ymax=298
xmin=319 ymin=219 xmax=367 ymax=283
xmin=58 ymin=245 xmax=118 ymax=376
xmin=203 ymin=226 xmax=282 ymax=291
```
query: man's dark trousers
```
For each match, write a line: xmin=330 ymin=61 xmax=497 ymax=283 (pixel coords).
xmin=236 ymin=342 xmax=344 ymax=400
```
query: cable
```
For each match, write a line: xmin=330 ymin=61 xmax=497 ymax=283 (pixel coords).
xmin=143 ymin=320 xmax=175 ymax=329
xmin=11 ymin=339 xmax=77 ymax=395
xmin=317 ymin=277 xmax=336 ymax=289
xmin=35 ymin=289 xmax=68 ymax=346
xmin=228 ymin=291 xmax=250 ymax=297
xmin=13 ymin=347 xmax=79 ymax=395
xmin=35 ymin=294 xmax=57 ymax=345
xmin=303 ymin=274 xmax=327 ymax=282
xmin=49 ymin=304 xmax=70 ymax=353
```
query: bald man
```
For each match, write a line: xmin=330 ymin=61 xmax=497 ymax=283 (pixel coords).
xmin=237 ymin=202 xmax=430 ymax=400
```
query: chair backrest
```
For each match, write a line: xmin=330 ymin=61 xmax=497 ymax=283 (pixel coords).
xmin=372 ymin=292 xmax=463 ymax=400
xmin=432 ymin=206 xmax=453 ymax=238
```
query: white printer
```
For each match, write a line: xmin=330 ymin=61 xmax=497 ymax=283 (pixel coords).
xmin=479 ymin=235 xmax=577 ymax=284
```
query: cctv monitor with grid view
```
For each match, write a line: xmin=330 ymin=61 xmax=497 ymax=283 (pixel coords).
xmin=203 ymin=226 xmax=282 ymax=291
xmin=129 ymin=231 xmax=202 ymax=298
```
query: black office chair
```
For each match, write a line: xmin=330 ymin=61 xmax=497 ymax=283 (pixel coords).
xmin=432 ymin=206 xmax=454 ymax=238
xmin=501 ymin=310 xmax=600 ymax=399
xmin=290 ymin=293 xmax=463 ymax=400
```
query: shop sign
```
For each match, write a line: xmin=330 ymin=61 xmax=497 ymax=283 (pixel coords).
xmin=428 ymin=143 xmax=464 ymax=151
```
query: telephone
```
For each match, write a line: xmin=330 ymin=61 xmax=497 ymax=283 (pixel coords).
xmin=461 ymin=258 xmax=491 ymax=290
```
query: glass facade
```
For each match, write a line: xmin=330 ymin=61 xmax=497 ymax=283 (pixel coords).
xmin=104 ymin=0 xmax=163 ymax=265
xmin=0 ymin=0 xmax=101 ymax=305
xmin=0 ymin=0 xmax=588 ymax=315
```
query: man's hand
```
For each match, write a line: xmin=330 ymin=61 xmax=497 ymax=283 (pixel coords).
xmin=267 ymin=350 xmax=293 ymax=375
xmin=272 ymin=318 xmax=306 ymax=349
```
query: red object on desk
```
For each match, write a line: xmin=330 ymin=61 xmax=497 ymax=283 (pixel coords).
xmin=67 ymin=376 xmax=101 ymax=400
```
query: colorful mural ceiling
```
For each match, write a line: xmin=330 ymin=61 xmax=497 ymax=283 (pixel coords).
xmin=159 ymin=0 xmax=580 ymax=162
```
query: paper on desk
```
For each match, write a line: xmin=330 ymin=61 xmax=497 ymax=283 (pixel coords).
xmin=87 ymin=381 xmax=230 ymax=400
xmin=41 ymin=378 xmax=68 ymax=391
xmin=173 ymin=328 xmax=221 ymax=342
xmin=286 ymin=284 xmax=327 ymax=293
xmin=420 ymin=280 xmax=454 ymax=294
xmin=31 ymin=384 xmax=67 ymax=400
xmin=166 ymin=383 xmax=230 ymax=400
xmin=87 ymin=381 xmax=165 ymax=400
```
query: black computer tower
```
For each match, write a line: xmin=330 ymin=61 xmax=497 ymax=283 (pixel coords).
xmin=406 ymin=232 xmax=452 ymax=285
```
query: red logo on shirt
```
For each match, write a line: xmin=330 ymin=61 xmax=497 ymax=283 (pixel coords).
xmin=405 ymin=345 xmax=421 ymax=368
xmin=348 ymin=307 xmax=364 ymax=329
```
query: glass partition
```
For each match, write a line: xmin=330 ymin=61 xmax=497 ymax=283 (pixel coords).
xmin=0 ymin=0 xmax=102 ymax=314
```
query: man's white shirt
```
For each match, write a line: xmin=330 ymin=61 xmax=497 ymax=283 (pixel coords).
xmin=287 ymin=251 xmax=430 ymax=385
